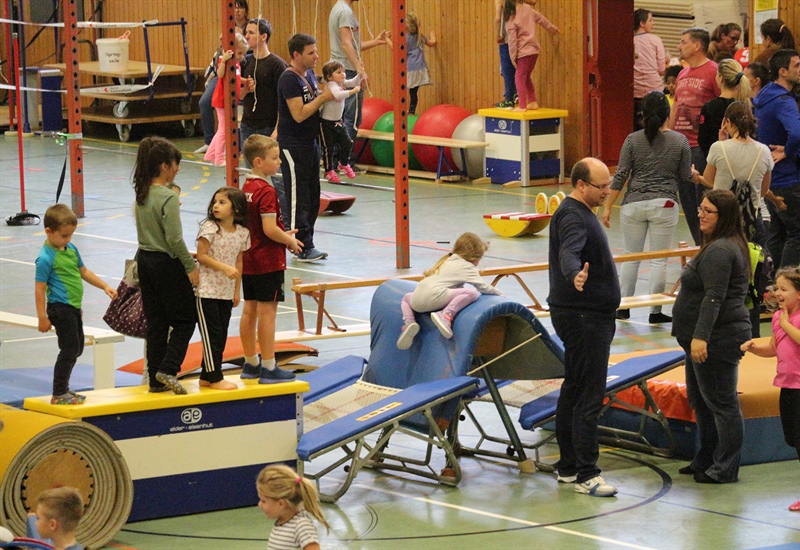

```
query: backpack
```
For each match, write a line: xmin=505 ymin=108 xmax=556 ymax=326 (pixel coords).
xmin=747 ymin=242 xmax=774 ymax=308
xmin=721 ymin=143 xmax=760 ymax=240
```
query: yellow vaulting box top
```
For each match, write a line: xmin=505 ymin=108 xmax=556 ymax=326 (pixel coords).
xmin=23 ymin=377 xmax=309 ymax=420
xmin=477 ymin=107 xmax=569 ymax=120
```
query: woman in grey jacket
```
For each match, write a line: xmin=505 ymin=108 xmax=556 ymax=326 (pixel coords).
xmin=672 ymin=189 xmax=751 ymax=483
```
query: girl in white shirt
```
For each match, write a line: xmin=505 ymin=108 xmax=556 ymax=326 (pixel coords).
xmin=319 ymin=61 xmax=364 ymax=183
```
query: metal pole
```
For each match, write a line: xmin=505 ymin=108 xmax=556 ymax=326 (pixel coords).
xmin=222 ymin=1 xmax=239 ymax=187
xmin=63 ymin=0 xmax=85 ymax=217
xmin=392 ymin=0 xmax=409 ymax=268
xmin=17 ymin=0 xmax=31 ymax=133
xmin=12 ymin=34 xmax=27 ymax=211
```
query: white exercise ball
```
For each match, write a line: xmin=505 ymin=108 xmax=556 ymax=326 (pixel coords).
xmin=451 ymin=114 xmax=485 ymax=179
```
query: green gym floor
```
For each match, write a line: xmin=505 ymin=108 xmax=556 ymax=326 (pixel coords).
xmin=0 ymin=124 xmax=798 ymax=549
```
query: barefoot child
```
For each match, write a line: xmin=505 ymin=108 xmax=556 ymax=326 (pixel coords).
xmin=239 ymin=135 xmax=303 ymax=383
xmin=35 ymin=204 xmax=117 ymax=404
xmin=397 ymin=232 xmax=502 ymax=349
xmin=741 ymin=266 xmax=800 ymax=512
xmin=195 ymin=186 xmax=251 ymax=390
xmin=26 ymin=486 xmax=85 ymax=550
xmin=256 ymin=465 xmax=329 ymax=550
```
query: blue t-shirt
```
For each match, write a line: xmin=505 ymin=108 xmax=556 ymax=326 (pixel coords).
xmin=277 ymin=68 xmax=321 ymax=148
xmin=35 ymin=242 xmax=85 ymax=309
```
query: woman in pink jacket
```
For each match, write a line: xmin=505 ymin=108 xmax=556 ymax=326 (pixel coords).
xmin=503 ymin=0 xmax=559 ymax=111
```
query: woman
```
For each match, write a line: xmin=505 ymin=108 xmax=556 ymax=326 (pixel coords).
xmin=633 ymin=9 xmax=666 ymax=130
xmin=133 ymin=137 xmax=199 ymax=394
xmin=753 ymin=18 xmax=795 ymax=67
xmin=672 ymin=189 xmax=751 ymax=483
xmin=603 ymin=91 xmax=691 ymax=324
xmin=698 ymin=58 xmax=751 ymax=157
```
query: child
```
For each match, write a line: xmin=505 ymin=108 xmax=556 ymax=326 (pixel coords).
xmin=741 ymin=266 xmax=800 ymax=512
xmin=204 ymin=33 xmax=248 ymax=166
xmin=663 ymin=64 xmax=682 ymax=107
xmin=405 ymin=13 xmax=437 ymax=115
xmin=35 ymin=204 xmax=117 ymax=405
xmin=503 ymin=0 xmax=559 ymax=112
xmin=319 ymin=61 xmax=363 ymax=183
xmin=239 ymin=135 xmax=303 ymax=383
xmin=195 ymin=186 xmax=251 ymax=390
xmin=256 ymin=464 xmax=329 ymax=550
xmin=397 ymin=232 xmax=502 ymax=349
xmin=26 ymin=487 xmax=84 ymax=550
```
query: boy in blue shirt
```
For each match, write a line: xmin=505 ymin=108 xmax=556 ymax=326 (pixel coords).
xmin=26 ymin=486 xmax=85 ymax=550
xmin=35 ymin=204 xmax=117 ymax=405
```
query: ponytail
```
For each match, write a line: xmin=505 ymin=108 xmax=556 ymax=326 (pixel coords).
xmin=132 ymin=136 xmax=182 ymax=205
xmin=256 ymin=465 xmax=329 ymax=533
xmin=640 ymin=91 xmax=670 ymax=144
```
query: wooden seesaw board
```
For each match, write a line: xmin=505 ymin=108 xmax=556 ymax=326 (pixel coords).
xmin=483 ymin=212 xmax=552 ymax=237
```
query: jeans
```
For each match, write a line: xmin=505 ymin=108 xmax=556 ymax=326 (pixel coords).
xmin=551 ymin=310 xmax=616 ymax=483
xmin=47 ymin=302 xmax=84 ymax=396
xmin=240 ymin=123 xmax=275 ymax=167
xmin=499 ymin=43 xmax=516 ymax=102
xmin=679 ymin=332 xmax=748 ymax=483
xmin=199 ymin=75 xmax=217 ymax=146
xmin=766 ymin=183 xmax=800 ymax=269
xmin=678 ymin=146 xmax=707 ymax=246
xmin=342 ymin=69 xmax=364 ymax=167
xmin=619 ymin=198 xmax=678 ymax=313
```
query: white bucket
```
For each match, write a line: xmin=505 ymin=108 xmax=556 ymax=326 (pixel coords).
xmin=96 ymin=38 xmax=130 ymax=72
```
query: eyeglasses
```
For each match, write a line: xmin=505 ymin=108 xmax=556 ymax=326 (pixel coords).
xmin=697 ymin=206 xmax=718 ymax=215
xmin=583 ymin=180 xmax=611 ymax=191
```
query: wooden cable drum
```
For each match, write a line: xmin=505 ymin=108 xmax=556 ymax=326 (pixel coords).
xmin=0 ymin=405 xmax=133 ymax=549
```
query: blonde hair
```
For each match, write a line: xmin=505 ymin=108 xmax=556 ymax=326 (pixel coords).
xmin=36 ymin=487 xmax=84 ymax=533
xmin=424 ymin=232 xmax=489 ymax=277
xmin=256 ymin=465 xmax=329 ymax=532
xmin=243 ymin=134 xmax=278 ymax=166
xmin=718 ymin=58 xmax=751 ymax=102
xmin=407 ymin=13 xmax=420 ymax=35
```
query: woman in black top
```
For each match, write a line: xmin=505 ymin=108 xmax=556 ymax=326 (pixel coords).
xmin=672 ymin=189 xmax=751 ymax=483
xmin=698 ymin=58 xmax=751 ymax=157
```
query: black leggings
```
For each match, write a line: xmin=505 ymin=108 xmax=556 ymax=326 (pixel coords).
xmin=409 ymin=87 xmax=419 ymax=115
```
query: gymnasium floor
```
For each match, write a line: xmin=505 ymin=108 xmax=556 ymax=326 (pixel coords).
xmin=1 ymin=126 xmax=798 ymax=549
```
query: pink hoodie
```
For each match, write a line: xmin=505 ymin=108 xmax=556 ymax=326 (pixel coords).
xmin=505 ymin=3 xmax=557 ymax=61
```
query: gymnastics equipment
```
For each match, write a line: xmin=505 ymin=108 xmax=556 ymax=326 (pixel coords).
xmin=370 ymin=111 xmax=421 ymax=169
xmin=412 ymin=104 xmax=470 ymax=172
xmin=533 ymin=191 xmax=565 ymax=215
xmin=483 ymin=212 xmax=552 ymax=237
xmin=451 ymin=114 xmax=486 ymax=179
xmin=355 ymin=97 xmax=392 ymax=166
xmin=0 ymin=405 xmax=133 ymax=549
xmin=297 ymin=279 xmax=564 ymax=500
xmin=319 ymin=191 xmax=357 ymax=214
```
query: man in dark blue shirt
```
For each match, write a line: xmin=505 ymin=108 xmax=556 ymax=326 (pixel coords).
xmin=547 ymin=157 xmax=621 ymax=497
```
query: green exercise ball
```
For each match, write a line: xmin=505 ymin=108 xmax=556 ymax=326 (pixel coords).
xmin=370 ymin=112 xmax=422 ymax=169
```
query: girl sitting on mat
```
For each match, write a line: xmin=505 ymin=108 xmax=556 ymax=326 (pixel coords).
xmin=741 ymin=265 xmax=800 ymax=512
xmin=256 ymin=464 xmax=329 ymax=550
xmin=397 ymin=232 xmax=502 ymax=349
xmin=195 ymin=186 xmax=251 ymax=390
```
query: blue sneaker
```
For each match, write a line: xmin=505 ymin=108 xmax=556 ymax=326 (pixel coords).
xmin=241 ymin=357 xmax=262 ymax=379
xmin=296 ymin=248 xmax=328 ymax=263
xmin=258 ymin=367 xmax=296 ymax=384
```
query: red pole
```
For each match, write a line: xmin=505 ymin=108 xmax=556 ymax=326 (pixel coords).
xmin=392 ymin=0 xmax=409 ymax=269
xmin=12 ymin=34 xmax=26 ymax=212
xmin=63 ymin=0 xmax=85 ymax=216
xmin=4 ymin=1 xmax=16 ymax=132
xmin=223 ymin=0 xmax=238 ymax=187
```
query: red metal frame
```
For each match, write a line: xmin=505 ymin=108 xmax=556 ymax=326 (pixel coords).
xmin=63 ymin=0 xmax=85 ymax=217
xmin=222 ymin=0 xmax=239 ymax=188
xmin=392 ymin=0 xmax=409 ymax=268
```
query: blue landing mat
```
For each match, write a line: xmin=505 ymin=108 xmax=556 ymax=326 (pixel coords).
xmin=0 ymin=363 xmax=143 ymax=407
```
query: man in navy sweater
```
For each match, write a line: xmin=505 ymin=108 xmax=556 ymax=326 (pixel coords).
xmin=548 ymin=157 xmax=621 ymax=497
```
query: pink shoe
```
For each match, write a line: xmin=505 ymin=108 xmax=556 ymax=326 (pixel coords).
xmin=324 ymin=170 xmax=341 ymax=183
xmin=342 ymin=164 xmax=357 ymax=179
xmin=790 ymin=499 xmax=800 ymax=512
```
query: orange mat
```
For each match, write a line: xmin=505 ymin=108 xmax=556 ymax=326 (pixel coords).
xmin=609 ymin=348 xmax=780 ymax=422
xmin=118 ymin=337 xmax=318 ymax=377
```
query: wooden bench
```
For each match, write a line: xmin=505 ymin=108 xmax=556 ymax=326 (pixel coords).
xmin=0 ymin=311 xmax=124 ymax=390
xmin=291 ymin=245 xmax=699 ymax=336
xmin=355 ymin=129 xmax=489 ymax=183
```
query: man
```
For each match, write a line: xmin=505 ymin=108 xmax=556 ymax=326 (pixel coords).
xmin=328 ymin=0 xmax=387 ymax=169
xmin=753 ymin=49 xmax=800 ymax=268
xmin=671 ymin=28 xmax=721 ymax=245
xmin=547 ymin=158 xmax=621 ymax=498
xmin=276 ymin=34 xmax=333 ymax=263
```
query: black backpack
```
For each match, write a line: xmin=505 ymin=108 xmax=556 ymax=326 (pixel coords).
xmin=721 ymin=143 xmax=760 ymax=240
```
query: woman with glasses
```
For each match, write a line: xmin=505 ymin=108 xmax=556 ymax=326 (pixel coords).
xmin=602 ymin=91 xmax=692 ymax=323
xmin=672 ymin=189 xmax=751 ymax=484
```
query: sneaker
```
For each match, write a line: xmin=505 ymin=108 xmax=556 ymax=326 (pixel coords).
xmin=296 ymin=248 xmax=328 ymax=263
xmin=342 ymin=164 xmax=357 ymax=179
xmin=194 ymin=144 xmax=209 ymax=154
xmin=649 ymin=312 xmax=672 ymax=324
xmin=241 ymin=358 xmax=262 ymax=379
xmin=789 ymin=500 xmax=800 ymax=512
xmin=574 ymin=476 xmax=618 ymax=497
xmin=397 ymin=321 xmax=420 ymax=350
xmin=324 ymin=170 xmax=341 ymax=183
xmin=51 ymin=393 xmax=86 ymax=405
xmin=494 ymin=99 xmax=515 ymax=109
xmin=431 ymin=311 xmax=453 ymax=339
xmin=616 ymin=309 xmax=630 ymax=320
xmin=148 ymin=385 xmax=170 ymax=393
xmin=258 ymin=366 xmax=296 ymax=384
xmin=338 ymin=163 xmax=364 ymax=175
xmin=557 ymin=473 xmax=578 ymax=483
xmin=155 ymin=371 xmax=188 ymax=395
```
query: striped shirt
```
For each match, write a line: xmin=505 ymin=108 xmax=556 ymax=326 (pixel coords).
xmin=268 ymin=510 xmax=319 ymax=550
xmin=611 ymin=129 xmax=692 ymax=205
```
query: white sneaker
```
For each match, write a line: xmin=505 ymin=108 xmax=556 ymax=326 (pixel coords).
xmin=574 ymin=475 xmax=618 ymax=497
xmin=396 ymin=321 xmax=420 ymax=350
xmin=557 ymin=474 xmax=578 ymax=483
xmin=194 ymin=144 xmax=209 ymax=154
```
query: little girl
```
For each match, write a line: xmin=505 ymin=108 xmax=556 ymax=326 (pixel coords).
xmin=397 ymin=232 xmax=502 ymax=349
xmin=741 ymin=266 xmax=800 ymax=512
xmin=503 ymin=0 xmax=559 ymax=112
xmin=256 ymin=464 xmax=329 ymax=550
xmin=204 ymin=33 xmax=248 ymax=166
xmin=196 ymin=186 xmax=251 ymax=390
xmin=320 ymin=61 xmax=363 ymax=183
xmin=406 ymin=13 xmax=437 ymax=115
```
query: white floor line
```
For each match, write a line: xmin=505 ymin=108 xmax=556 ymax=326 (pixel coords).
xmin=358 ymin=484 xmax=655 ymax=550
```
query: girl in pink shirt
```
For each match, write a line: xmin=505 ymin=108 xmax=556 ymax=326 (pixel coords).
xmin=741 ymin=266 xmax=800 ymax=512
xmin=503 ymin=0 xmax=559 ymax=111
xmin=204 ymin=34 xmax=248 ymax=166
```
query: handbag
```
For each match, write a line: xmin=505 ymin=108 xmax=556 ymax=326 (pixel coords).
xmin=103 ymin=258 xmax=148 ymax=338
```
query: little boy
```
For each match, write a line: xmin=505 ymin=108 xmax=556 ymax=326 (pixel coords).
xmin=26 ymin=487 xmax=85 ymax=550
xmin=35 ymin=204 xmax=117 ymax=404
xmin=239 ymin=135 xmax=303 ymax=383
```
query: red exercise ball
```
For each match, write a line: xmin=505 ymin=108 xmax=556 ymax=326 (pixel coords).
xmin=354 ymin=98 xmax=392 ymax=166
xmin=411 ymin=104 xmax=471 ymax=172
